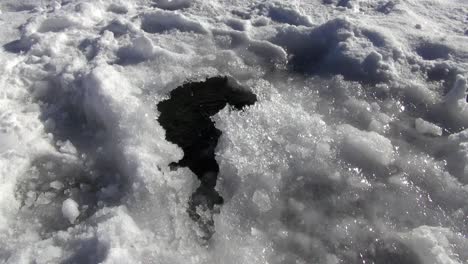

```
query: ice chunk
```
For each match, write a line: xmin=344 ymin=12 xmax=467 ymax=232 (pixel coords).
xmin=61 ymin=198 xmax=80 ymax=224
xmin=57 ymin=140 xmax=78 ymax=155
xmin=50 ymin=181 xmax=64 ymax=190
xmin=415 ymin=118 xmax=442 ymax=136
xmin=339 ymin=124 xmax=394 ymax=168
xmin=442 ymin=75 xmax=468 ymax=128
xmin=116 ymin=36 xmax=159 ymax=65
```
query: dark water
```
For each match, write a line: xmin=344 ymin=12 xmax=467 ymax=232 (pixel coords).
xmin=157 ymin=76 xmax=257 ymax=238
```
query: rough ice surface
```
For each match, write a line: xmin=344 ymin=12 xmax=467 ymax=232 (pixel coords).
xmin=0 ymin=0 xmax=468 ymax=263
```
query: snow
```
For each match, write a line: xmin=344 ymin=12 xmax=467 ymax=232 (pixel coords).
xmin=0 ymin=0 xmax=467 ymax=263
xmin=415 ymin=118 xmax=443 ymax=136
xmin=400 ymin=226 xmax=467 ymax=264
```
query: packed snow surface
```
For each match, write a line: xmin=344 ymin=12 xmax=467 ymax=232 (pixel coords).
xmin=0 ymin=0 xmax=468 ymax=263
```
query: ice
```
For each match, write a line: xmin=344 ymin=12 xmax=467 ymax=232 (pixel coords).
xmin=62 ymin=198 xmax=80 ymax=224
xmin=1 ymin=0 xmax=468 ymax=263
xmin=339 ymin=124 xmax=394 ymax=168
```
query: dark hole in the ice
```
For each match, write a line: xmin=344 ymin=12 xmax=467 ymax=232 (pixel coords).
xmin=157 ymin=76 xmax=257 ymax=239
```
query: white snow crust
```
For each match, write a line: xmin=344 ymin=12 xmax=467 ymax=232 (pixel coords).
xmin=0 ymin=0 xmax=468 ymax=263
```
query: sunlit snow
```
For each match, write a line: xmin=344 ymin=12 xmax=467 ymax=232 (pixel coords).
xmin=0 ymin=0 xmax=467 ymax=263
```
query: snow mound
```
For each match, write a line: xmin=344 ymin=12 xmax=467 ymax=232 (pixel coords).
xmin=272 ymin=18 xmax=394 ymax=83
xmin=38 ymin=16 xmax=76 ymax=33
xmin=116 ymin=36 xmax=156 ymax=64
xmin=257 ymin=3 xmax=313 ymax=27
